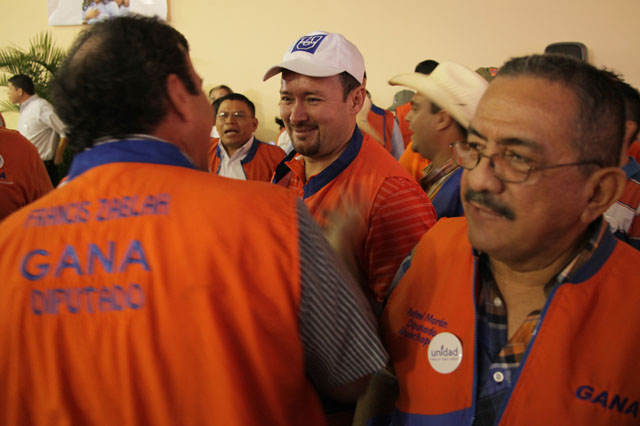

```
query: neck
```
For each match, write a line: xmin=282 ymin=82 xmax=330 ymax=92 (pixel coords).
xmin=303 ymin=134 xmax=352 ymax=180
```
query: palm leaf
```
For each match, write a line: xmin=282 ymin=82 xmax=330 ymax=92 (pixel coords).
xmin=0 ymin=31 xmax=67 ymax=103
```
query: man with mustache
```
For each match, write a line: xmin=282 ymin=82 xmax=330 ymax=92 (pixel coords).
xmin=265 ymin=31 xmax=436 ymax=310
xmin=379 ymin=54 xmax=640 ymax=425
xmin=208 ymin=93 xmax=284 ymax=182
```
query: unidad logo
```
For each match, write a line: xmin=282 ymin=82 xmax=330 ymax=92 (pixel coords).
xmin=430 ymin=345 xmax=460 ymax=360
xmin=427 ymin=332 xmax=463 ymax=374
xmin=292 ymin=34 xmax=327 ymax=54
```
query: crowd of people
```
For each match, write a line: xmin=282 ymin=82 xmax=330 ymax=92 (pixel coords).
xmin=0 ymin=14 xmax=639 ymax=426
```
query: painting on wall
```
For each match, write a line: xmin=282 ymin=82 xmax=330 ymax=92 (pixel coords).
xmin=48 ymin=0 xmax=167 ymax=26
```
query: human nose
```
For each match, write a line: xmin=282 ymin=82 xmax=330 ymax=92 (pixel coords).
xmin=465 ymin=150 xmax=503 ymax=193
xmin=288 ymin=101 xmax=308 ymax=123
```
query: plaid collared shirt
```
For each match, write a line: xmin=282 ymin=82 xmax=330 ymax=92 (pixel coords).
xmin=473 ymin=219 xmax=608 ymax=425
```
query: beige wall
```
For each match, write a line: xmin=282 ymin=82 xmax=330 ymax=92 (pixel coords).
xmin=2 ymin=0 xmax=639 ymax=142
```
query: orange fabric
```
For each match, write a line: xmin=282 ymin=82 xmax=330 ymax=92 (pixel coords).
xmin=383 ymin=218 xmax=640 ymax=424
xmin=628 ymin=140 xmax=640 ymax=163
xmin=363 ymin=107 xmax=396 ymax=154
xmin=0 ymin=163 xmax=326 ymax=426
xmin=399 ymin=142 xmax=430 ymax=183
xmin=277 ymin=134 xmax=435 ymax=302
xmin=0 ymin=128 xmax=52 ymax=221
xmin=208 ymin=138 xmax=285 ymax=182
xmin=395 ymin=102 xmax=413 ymax=147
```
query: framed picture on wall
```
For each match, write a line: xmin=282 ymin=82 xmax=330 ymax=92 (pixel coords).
xmin=48 ymin=0 xmax=167 ymax=26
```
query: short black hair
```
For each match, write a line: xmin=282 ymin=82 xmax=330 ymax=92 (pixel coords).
xmin=602 ymin=69 xmax=640 ymax=144
xmin=497 ymin=54 xmax=625 ymax=169
xmin=415 ymin=60 xmax=439 ymax=75
xmin=51 ymin=15 xmax=198 ymax=153
xmin=212 ymin=93 xmax=256 ymax=117
xmin=8 ymin=74 xmax=35 ymax=95
xmin=337 ymin=71 xmax=361 ymax=101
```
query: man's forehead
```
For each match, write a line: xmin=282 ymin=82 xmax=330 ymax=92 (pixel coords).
xmin=471 ymin=76 xmax=578 ymax=150
xmin=280 ymin=71 xmax=340 ymax=89
xmin=218 ymin=99 xmax=250 ymax=111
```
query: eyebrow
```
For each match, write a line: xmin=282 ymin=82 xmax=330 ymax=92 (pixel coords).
xmin=279 ymin=89 xmax=325 ymax=96
xmin=467 ymin=126 xmax=543 ymax=152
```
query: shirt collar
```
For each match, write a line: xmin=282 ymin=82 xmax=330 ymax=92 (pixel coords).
xmin=66 ymin=135 xmax=197 ymax=182
xmin=216 ymin=135 xmax=255 ymax=163
xmin=19 ymin=94 xmax=39 ymax=111
xmin=622 ymin=156 xmax=640 ymax=179
xmin=273 ymin=126 xmax=363 ymax=198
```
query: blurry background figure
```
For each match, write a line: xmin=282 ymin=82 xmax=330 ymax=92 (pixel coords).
xmin=208 ymin=93 xmax=284 ymax=181
xmin=208 ymin=84 xmax=233 ymax=138
xmin=0 ymin=127 xmax=52 ymax=221
xmin=8 ymin=74 xmax=66 ymax=186
xmin=397 ymin=60 xmax=439 ymax=182
xmin=358 ymin=77 xmax=404 ymax=159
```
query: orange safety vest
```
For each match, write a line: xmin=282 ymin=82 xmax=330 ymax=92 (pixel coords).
xmin=0 ymin=138 xmax=326 ymax=426
xmin=383 ymin=217 xmax=640 ymax=425
xmin=208 ymin=137 xmax=285 ymax=182
xmin=363 ymin=104 xmax=397 ymax=154
xmin=395 ymin=101 xmax=413 ymax=148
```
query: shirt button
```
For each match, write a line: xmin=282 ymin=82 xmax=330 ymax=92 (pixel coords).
xmin=493 ymin=297 xmax=503 ymax=307
xmin=493 ymin=371 xmax=505 ymax=383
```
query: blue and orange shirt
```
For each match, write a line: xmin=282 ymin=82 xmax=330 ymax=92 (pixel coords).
xmin=272 ymin=127 xmax=436 ymax=304
xmin=208 ymin=137 xmax=285 ymax=182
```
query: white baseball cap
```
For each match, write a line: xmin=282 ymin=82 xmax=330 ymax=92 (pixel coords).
xmin=389 ymin=62 xmax=488 ymax=128
xmin=263 ymin=31 xmax=365 ymax=83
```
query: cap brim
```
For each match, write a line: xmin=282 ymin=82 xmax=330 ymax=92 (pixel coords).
xmin=263 ymin=57 xmax=346 ymax=81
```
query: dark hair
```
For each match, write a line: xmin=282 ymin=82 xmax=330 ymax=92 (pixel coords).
xmin=212 ymin=93 xmax=256 ymax=116
xmin=337 ymin=71 xmax=361 ymax=101
xmin=208 ymin=85 xmax=232 ymax=97
xmin=51 ymin=15 xmax=198 ymax=153
xmin=497 ymin=54 xmax=625 ymax=168
xmin=415 ymin=60 xmax=439 ymax=75
xmin=602 ymin=69 xmax=640 ymax=144
xmin=429 ymin=103 xmax=467 ymax=138
xmin=8 ymin=74 xmax=35 ymax=95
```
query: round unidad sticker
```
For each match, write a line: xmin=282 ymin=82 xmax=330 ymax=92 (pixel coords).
xmin=428 ymin=332 xmax=463 ymax=374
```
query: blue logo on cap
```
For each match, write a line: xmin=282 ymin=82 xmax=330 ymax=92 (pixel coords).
xmin=292 ymin=34 xmax=327 ymax=54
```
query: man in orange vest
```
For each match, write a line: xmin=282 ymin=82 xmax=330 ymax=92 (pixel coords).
xmin=264 ymin=31 xmax=436 ymax=311
xmin=0 ymin=16 xmax=388 ymax=426
xmin=208 ymin=93 xmax=284 ymax=182
xmin=380 ymin=54 xmax=640 ymax=425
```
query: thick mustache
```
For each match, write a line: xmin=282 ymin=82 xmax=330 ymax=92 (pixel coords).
xmin=464 ymin=188 xmax=516 ymax=221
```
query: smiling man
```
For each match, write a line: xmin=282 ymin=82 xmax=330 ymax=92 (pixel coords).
xmin=208 ymin=93 xmax=284 ymax=181
xmin=265 ymin=31 xmax=436 ymax=309
xmin=380 ymin=54 xmax=640 ymax=425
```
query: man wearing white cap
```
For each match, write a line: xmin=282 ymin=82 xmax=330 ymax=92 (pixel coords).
xmin=389 ymin=62 xmax=488 ymax=219
xmin=264 ymin=31 xmax=436 ymax=310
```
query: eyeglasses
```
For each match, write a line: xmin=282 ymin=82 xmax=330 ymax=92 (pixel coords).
xmin=216 ymin=111 xmax=250 ymax=121
xmin=449 ymin=140 xmax=602 ymax=183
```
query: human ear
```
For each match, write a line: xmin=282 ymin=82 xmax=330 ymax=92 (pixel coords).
xmin=165 ymin=73 xmax=191 ymax=122
xmin=580 ymin=167 xmax=627 ymax=223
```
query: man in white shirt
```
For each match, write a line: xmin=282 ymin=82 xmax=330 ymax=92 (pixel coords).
xmin=8 ymin=74 xmax=66 ymax=186
xmin=209 ymin=93 xmax=284 ymax=181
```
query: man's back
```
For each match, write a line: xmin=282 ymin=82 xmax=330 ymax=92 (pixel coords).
xmin=0 ymin=139 xmax=369 ymax=425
